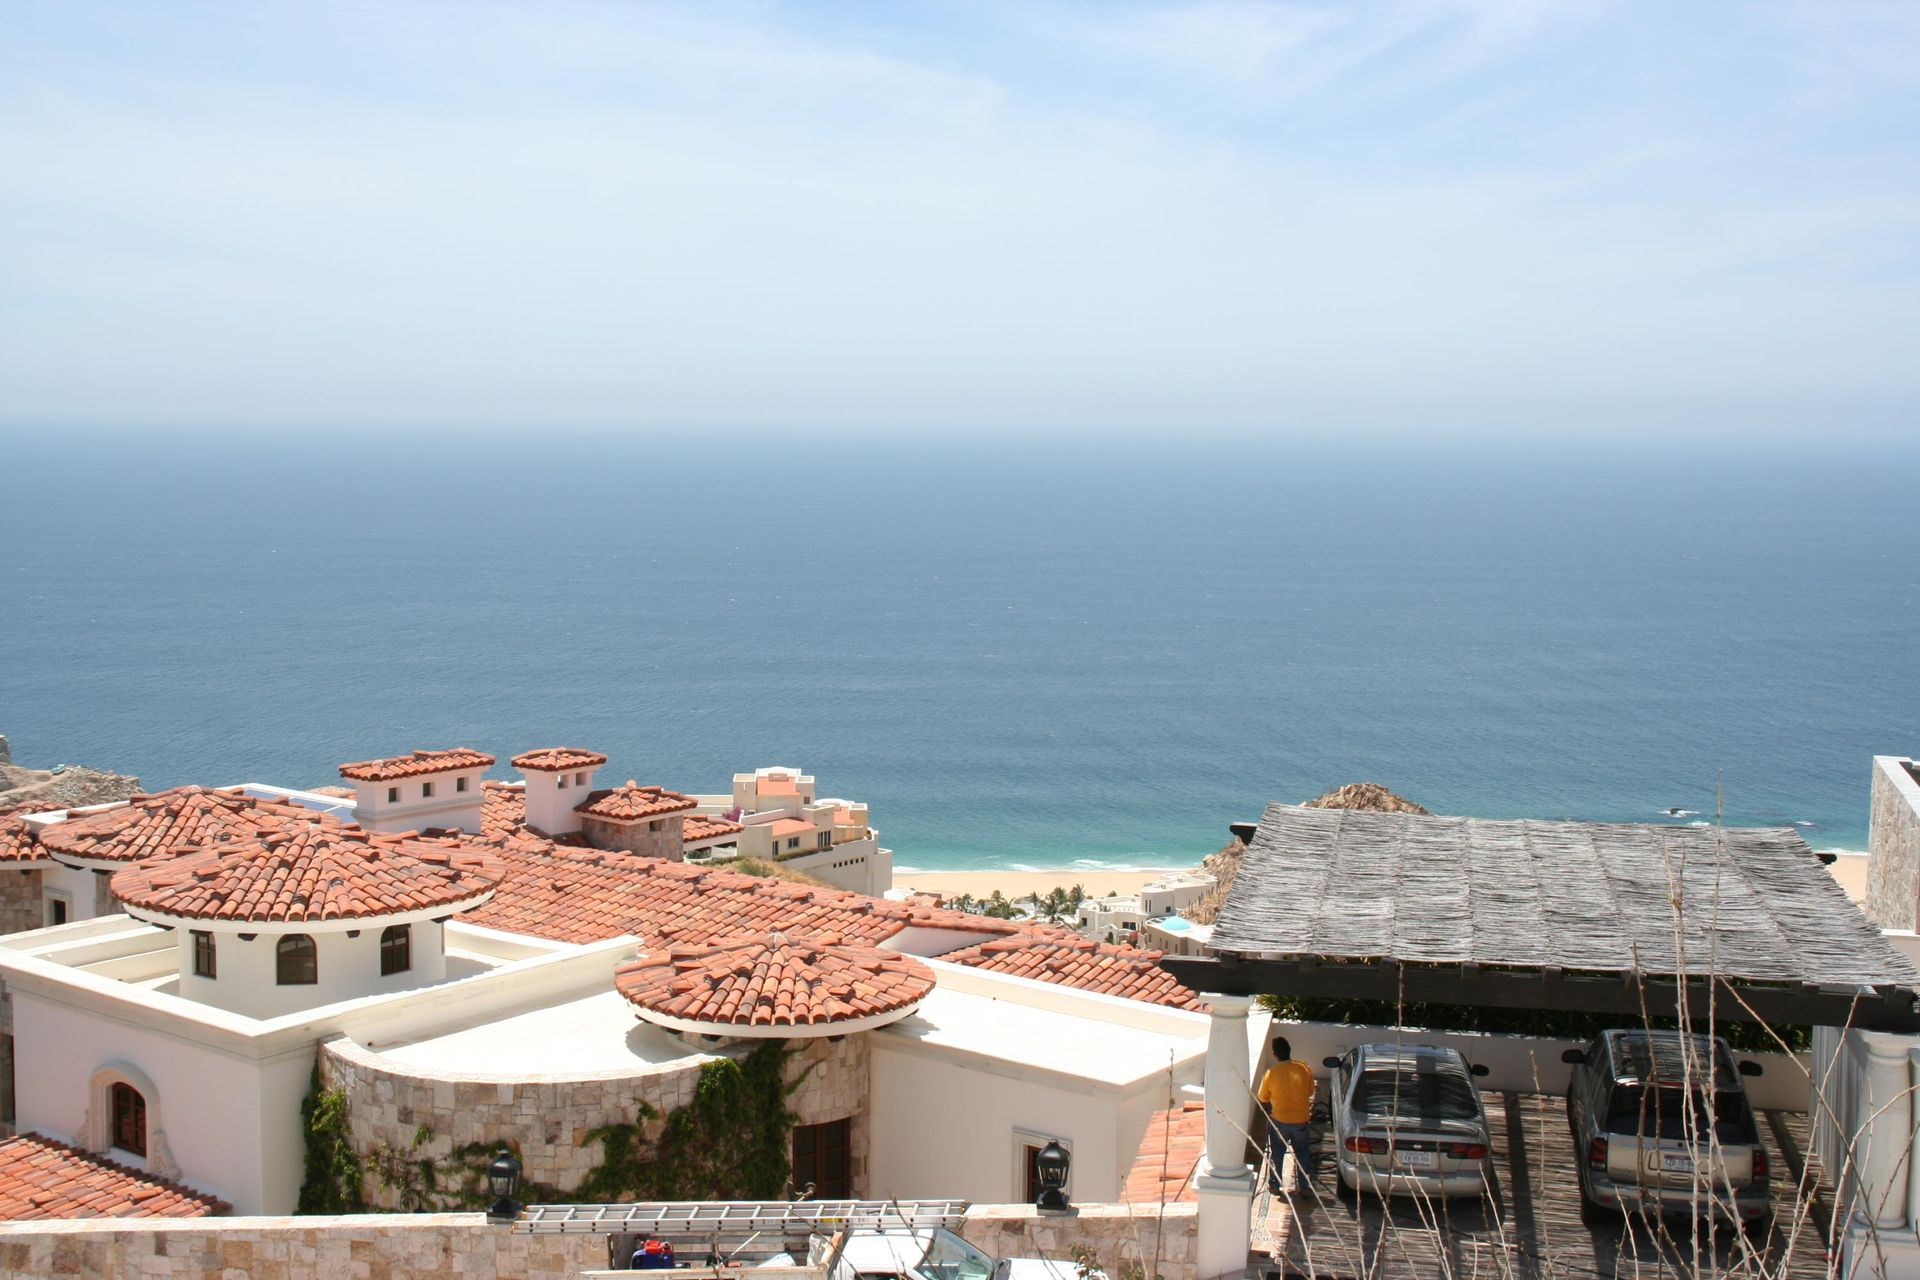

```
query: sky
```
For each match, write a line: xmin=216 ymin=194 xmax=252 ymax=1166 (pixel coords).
xmin=2 ymin=1 xmax=1917 ymax=439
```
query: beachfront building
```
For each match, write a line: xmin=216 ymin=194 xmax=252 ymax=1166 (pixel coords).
xmin=679 ymin=766 xmax=892 ymax=896
xmin=0 ymin=747 xmax=1205 ymax=1219
xmin=1075 ymin=870 xmax=1217 ymax=944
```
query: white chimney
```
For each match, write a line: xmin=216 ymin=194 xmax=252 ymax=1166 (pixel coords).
xmin=512 ymin=748 xmax=608 ymax=837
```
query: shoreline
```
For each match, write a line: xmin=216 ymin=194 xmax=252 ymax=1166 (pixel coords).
xmin=894 ymin=864 xmax=1205 ymax=902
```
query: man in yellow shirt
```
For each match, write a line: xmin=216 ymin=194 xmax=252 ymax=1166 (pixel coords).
xmin=1257 ymin=1037 xmax=1316 ymax=1191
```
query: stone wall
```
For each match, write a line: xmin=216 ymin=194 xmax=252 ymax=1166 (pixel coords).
xmin=1867 ymin=756 xmax=1920 ymax=931
xmin=0 ymin=869 xmax=40 ymax=936
xmin=963 ymin=1203 xmax=1198 ymax=1280
xmin=581 ymin=815 xmax=685 ymax=859
xmin=0 ymin=1213 xmax=606 ymax=1280
xmin=322 ymin=1037 xmax=715 ymax=1206
xmin=0 ymin=1204 xmax=1197 ymax=1280
xmin=323 ymin=1031 xmax=872 ymax=1206
xmin=785 ymin=1034 xmax=870 ymax=1195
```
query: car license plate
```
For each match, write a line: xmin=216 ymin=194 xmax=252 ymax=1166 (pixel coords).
xmin=1395 ymin=1150 xmax=1436 ymax=1170
xmin=1655 ymin=1152 xmax=1694 ymax=1173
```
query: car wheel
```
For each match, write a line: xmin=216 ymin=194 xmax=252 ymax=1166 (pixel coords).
xmin=1335 ymin=1168 xmax=1357 ymax=1203
xmin=1578 ymin=1188 xmax=1607 ymax=1228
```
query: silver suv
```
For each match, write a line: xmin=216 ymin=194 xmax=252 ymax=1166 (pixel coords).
xmin=1562 ymin=1030 xmax=1771 ymax=1231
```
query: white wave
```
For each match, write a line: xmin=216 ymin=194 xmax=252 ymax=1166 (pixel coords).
xmin=1686 ymin=820 xmax=1711 ymax=827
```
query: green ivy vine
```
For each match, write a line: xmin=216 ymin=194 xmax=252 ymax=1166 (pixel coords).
xmin=296 ymin=1063 xmax=366 ymax=1214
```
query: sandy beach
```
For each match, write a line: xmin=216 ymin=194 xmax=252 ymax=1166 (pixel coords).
xmin=893 ymin=865 xmax=1203 ymax=903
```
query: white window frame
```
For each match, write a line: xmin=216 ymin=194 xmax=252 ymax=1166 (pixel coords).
xmin=1012 ymin=1129 xmax=1073 ymax=1203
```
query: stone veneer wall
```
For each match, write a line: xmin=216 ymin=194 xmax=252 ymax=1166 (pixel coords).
xmin=1867 ymin=756 xmax=1920 ymax=931
xmin=0 ymin=868 xmax=40 ymax=936
xmin=580 ymin=814 xmax=686 ymax=859
xmin=322 ymin=1037 xmax=715 ymax=1205
xmin=323 ymin=1030 xmax=871 ymax=1206
xmin=0 ymin=1204 xmax=1197 ymax=1280
xmin=785 ymin=1034 xmax=870 ymax=1195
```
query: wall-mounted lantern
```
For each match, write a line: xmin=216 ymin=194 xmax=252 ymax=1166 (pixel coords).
xmin=486 ymin=1148 xmax=523 ymax=1224
xmin=1034 ymin=1140 xmax=1071 ymax=1212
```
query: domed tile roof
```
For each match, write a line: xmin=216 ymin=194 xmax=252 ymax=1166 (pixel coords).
xmin=0 ymin=814 xmax=49 ymax=867
xmin=614 ymin=932 xmax=935 ymax=1036
xmin=111 ymin=826 xmax=501 ymax=926
xmin=38 ymin=787 xmax=336 ymax=867
xmin=575 ymin=782 xmax=697 ymax=822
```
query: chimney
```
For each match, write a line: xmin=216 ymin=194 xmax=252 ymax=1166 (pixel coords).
xmin=511 ymin=748 xmax=608 ymax=837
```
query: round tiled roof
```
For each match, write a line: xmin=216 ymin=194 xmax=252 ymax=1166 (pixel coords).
xmin=338 ymin=748 xmax=495 ymax=782
xmin=0 ymin=815 xmax=48 ymax=867
xmin=111 ymin=826 xmax=501 ymax=925
xmin=614 ymin=932 xmax=935 ymax=1036
xmin=575 ymin=782 xmax=697 ymax=822
xmin=38 ymin=787 xmax=335 ymax=866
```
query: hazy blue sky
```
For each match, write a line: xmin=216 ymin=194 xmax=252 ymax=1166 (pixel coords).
xmin=3 ymin=1 xmax=1917 ymax=437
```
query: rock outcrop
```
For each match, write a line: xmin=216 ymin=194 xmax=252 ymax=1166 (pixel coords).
xmin=0 ymin=736 xmax=141 ymax=813
xmin=1186 ymin=781 xmax=1428 ymax=925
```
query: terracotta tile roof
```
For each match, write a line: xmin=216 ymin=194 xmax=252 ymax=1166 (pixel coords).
xmin=511 ymin=748 xmax=609 ymax=772
xmin=1121 ymin=1101 xmax=1206 ymax=1204
xmin=684 ymin=815 xmax=745 ymax=844
xmin=767 ymin=818 xmax=818 ymax=839
xmin=0 ymin=815 xmax=49 ymax=866
xmin=305 ymin=786 xmax=356 ymax=799
xmin=0 ymin=1134 xmax=228 ymax=1220
xmin=575 ymin=782 xmax=697 ymax=823
xmin=338 ymin=749 xmax=495 ymax=782
xmin=755 ymin=777 xmax=801 ymax=797
xmin=937 ymin=932 xmax=1207 ymax=1010
xmin=111 ymin=826 xmax=501 ymax=924
xmin=482 ymin=781 xmax=528 ymax=835
xmin=615 ymin=932 xmax=935 ymax=1030
xmin=37 ymin=787 xmax=336 ymax=866
xmin=459 ymin=830 xmax=1022 ymax=948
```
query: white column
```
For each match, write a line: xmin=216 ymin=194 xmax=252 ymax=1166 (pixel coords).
xmin=1857 ymin=1031 xmax=1915 ymax=1231
xmin=1195 ymin=993 xmax=1255 ymax=1280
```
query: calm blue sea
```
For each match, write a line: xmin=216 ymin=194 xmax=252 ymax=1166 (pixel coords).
xmin=3 ymin=431 xmax=1916 ymax=871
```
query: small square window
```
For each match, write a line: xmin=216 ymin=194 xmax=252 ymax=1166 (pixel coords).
xmin=456 ymin=776 xmax=469 ymax=793
xmin=558 ymin=775 xmax=568 ymax=789
xmin=422 ymin=781 xmax=434 ymax=799
xmin=575 ymin=772 xmax=587 ymax=786
xmin=387 ymin=787 xmax=399 ymax=803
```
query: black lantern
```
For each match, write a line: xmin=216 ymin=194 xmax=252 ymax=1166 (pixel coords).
xmin=1034 ymin=1140 xmax=1071 ymax=1212
xmin=485 ymin=1148 xmax=523 ymax=1224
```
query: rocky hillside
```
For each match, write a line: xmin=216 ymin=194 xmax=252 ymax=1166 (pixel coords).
xmin=1186 ymin=782 xmax=1429 ymax=925
xmin=0 ymin=734 xmax=141 ymax=813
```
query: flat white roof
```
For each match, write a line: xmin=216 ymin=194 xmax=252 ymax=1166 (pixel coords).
xmin=370 ymin=990 xmax=707 ymax=1078
xmin=876 ymin=978 xmax=1206 ymax=1088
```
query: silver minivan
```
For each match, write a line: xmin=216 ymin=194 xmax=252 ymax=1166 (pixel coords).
xmin=1562 ymin=1030 xmax=1772 ymax=1231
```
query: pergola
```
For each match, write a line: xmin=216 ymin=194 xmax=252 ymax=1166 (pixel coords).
xmin=1163 ymin=803 xmax=1920 ymax=1032
xmin=1158 ymin=804 xmax=1920 ymax=1278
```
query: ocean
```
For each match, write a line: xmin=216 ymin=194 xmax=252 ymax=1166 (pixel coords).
xmin=3 ymin=431 xmax=1916 ymax=872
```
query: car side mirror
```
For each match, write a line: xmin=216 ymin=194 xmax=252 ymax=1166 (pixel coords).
xmin=1561 ymin=1049 xmax=1586 ymax=1065
xmin=1469 ymin=1063 xmax=1490 ymax=1077
xmin=1738 ymin=1060 xmax=1763 ymax=1077
xmin=1322 ymin=1056 xmax=1341 ymax=1070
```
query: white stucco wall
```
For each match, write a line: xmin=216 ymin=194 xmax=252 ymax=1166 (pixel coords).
xmin=350 ymin=768 xmax=487 ymax=834
xmin=10 ymin=990 xmax=275 ymax=1212
xmin=174 ymin=921 xmax=450 ymax=1019
xmin=38 ymin=862 xmax=102 ymax=924
xmin=867 ymin=1035 xmax=1164 ymax=1204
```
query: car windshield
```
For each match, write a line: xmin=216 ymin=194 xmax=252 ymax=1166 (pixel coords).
xmin=921 ymin=1230 xmax=996 ymax=1280
xmin=1604 ymin=1086 xmax=1752 ymax=1143
xmin=1351 ymin=1068 xmax=1478 ymax=1122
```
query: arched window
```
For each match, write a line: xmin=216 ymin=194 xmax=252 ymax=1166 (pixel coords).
xmin=111 ymin=1082 xmax=146 ymax=1157
xmin=380 ymin=924 xmax=412 ymax=976
xmin=276 ymin=934 xmax=318 ymax=985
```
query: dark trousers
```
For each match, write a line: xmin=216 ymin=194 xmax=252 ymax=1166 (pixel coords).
xmin=1266 ymin=1119 xmax=1313 ymax=1190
